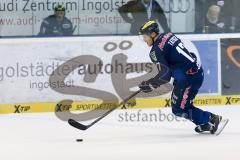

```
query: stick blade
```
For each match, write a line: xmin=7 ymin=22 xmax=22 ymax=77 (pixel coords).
xmin=68 ymin=119 xmax=88 ymax=131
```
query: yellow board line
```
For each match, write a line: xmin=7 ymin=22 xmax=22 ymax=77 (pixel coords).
xmin=0 ymin=95 xmax=239 ymax=114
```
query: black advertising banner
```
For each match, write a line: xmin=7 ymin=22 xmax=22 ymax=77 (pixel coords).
xmin=221 ymin=38 xmax=240 ymax=95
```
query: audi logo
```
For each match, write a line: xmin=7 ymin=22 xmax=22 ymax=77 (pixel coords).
xmin=159 ymin=0 xmax=191 ymax=13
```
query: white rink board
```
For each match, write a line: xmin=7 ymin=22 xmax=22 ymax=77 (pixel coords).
xmin=0 ymin=35 xmax=202 ymax=104
xmin=0 ymin=36 xmax=150 ymax=104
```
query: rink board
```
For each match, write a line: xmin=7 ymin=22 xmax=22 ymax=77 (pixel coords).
xmin=1 ymin=34 xmax=240 ymax=114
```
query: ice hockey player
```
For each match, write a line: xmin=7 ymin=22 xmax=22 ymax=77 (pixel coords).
xmin=38 ymin=4 xmax=73 ymax=36
xmin=138 ymin=20 xmax=226 ymax=134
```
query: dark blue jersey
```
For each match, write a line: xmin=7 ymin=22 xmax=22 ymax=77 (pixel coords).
xmin=38 ymin=15 xmax=73 ymax=36
xmin=149 ymin=32 xmax=202 ymax=85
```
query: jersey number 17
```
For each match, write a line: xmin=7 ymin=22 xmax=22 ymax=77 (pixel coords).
xmin=176 ymin=42 xmax=195 ymax=63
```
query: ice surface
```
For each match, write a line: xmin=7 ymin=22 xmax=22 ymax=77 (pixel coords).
xmin=0 ymin=106 xmax=239 ymax=160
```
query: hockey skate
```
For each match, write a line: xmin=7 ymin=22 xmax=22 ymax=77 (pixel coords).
xmin=195 ymin=114 xmax=229 ymax=136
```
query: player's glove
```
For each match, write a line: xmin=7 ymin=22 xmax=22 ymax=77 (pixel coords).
xmin=139 ymin=78 xmax=159 ymax=93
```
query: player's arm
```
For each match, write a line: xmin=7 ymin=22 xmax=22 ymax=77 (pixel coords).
xmin=38 ymin=19 xmax=50 ymax=36
xmin=139 ymin=50 xmax=171 ymax=93
xmin=149 ymin=61 xmax=171 ymax=87
xmin=118 ymin=1 xmax=135 ymax=23
xmin=154 ymin=2 xmax=170 ymax=32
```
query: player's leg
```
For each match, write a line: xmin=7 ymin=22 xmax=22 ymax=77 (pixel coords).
xmin=171 ymin=84 xmax=222 ymax=134
xmin=171 ymin=85 xmax=211 ymax=125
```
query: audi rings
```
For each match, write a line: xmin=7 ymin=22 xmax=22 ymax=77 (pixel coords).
xmin=160 ymin=0 xmax=191 ymax=13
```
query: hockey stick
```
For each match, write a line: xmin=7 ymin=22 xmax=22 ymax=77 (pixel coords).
xmin=68 ymin=90 xmax=142 ymax=131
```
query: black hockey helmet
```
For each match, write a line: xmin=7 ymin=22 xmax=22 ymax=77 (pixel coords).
xmin=139 ymin=20 xmax=159 ymax=35
xmin=54 ymin=4 xmax=66 ymax=12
